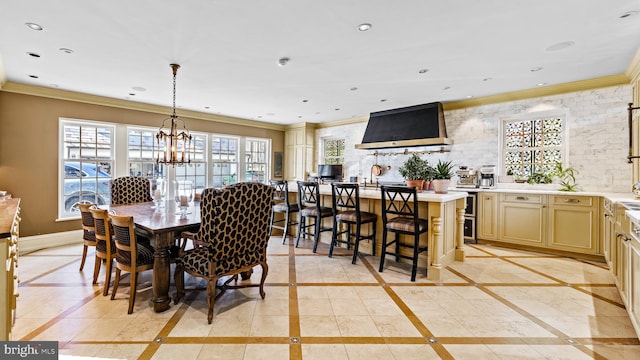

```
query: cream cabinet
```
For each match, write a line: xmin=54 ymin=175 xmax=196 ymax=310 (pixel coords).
xmin=628 ymin=237 xmax=640 ymax=337
xmin=284 ymin=123 xmax=316 ymax=181
xmin=498 ymin=193 xmax=546 ymax=247
xmin=547 ymin=195 xmax=599 ymax=254
xmin=478 ymin=192 xmax=498 ymax=240
xmin=603 ymin=198 xmax=616 ymax=268
xmin=1 ymin=199 xmax=21 ymax=341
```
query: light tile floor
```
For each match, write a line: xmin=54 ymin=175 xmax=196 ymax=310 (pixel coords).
xmin=12 ymin=238 xmax=640 ymax=359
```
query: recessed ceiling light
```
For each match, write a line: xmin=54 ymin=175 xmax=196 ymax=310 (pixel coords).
xmin=132 ymin=86 xmax=146 ymax=92
xmin=530 ymin=67 xmax=543 ymax=72
xmin=545 ymin=41 xmax=574 ymax=52
xmin=357 ymin=23 xmax=372 ymax=31
xmin=59 ymin=48 xmax=74 ymax=54
xmin=302 ymin=99 xmax=308 ymax=103
xmin=298 ymin=115 xmax=303 ymax=118
xmin=619 ymin=11 xmax=638 ymax=19
xmin=380 ymin=99 xmax=387 ymax=102
xmin=25 ymin=22 xmax=43 ymax=31
xmin=28 ymin=74 xmax=39 ymax=79
xmin=442 ymin=86 xmax=451 ymax=90
xmin=334 ymin=108 xmax=340 ymax=111
xmin=350 ymin=87 xmax=358 ymax=91
xmin=128 ymin=93 xmax=135 ymax=96
xmin=277 ymin=57 xmax=290 ymax=67
xmin=204 ymin=106 xmax=210 ymax=109
xmin=26 ymin=52 xmax=40 ymax=58
xmin=418 ymin=69 xmax=429 ymax=74
xmin=483 ymin=77 xmax=492 ymax=82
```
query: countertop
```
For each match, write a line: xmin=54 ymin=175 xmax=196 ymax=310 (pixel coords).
xmin=0 ymin=198 xmax=21 ymax=238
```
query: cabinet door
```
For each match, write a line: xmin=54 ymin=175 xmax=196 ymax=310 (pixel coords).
xmin=499 ymin=201 xmax=545 ymax=246
xmin=478 ymin=192 xmax=498 ymax=240
xmin=628 ymin=239 xmax=640 ymax=337
xmin=548 ymin=196 xmax=598 ymax=254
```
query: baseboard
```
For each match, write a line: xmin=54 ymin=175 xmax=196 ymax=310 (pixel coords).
xmin=19 ymin=230 xmax=82 ymax=255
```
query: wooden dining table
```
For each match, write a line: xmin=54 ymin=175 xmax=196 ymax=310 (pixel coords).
xmin=101 ymin=200 xmax=200 ymax=312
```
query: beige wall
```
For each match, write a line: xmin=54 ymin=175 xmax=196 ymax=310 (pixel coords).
xmin=0 ymin=91 xmax=285 ymax=236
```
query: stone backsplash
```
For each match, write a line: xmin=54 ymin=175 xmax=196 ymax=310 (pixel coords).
xmin=316 ymin=85 xmax=631 ymax=192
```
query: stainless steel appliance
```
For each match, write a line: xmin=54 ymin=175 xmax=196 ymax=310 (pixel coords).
xmin=456 ymin=166 xmax=478 ymax=188
xmin=479 ymin=165 xmax=496 ymax=189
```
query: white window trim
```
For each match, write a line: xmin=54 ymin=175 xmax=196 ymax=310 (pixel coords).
xmin=499 ymin=109 xmax=569 ymax=177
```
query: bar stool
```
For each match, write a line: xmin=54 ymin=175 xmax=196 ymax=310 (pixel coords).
xmin=269 ymin=180 xmax=299 ymax=244
xmin=296 ymin=181 xmax=333 ymax=253
xmin=379 ymin=185 xmax=429 ymax=281
xmin=329 ymin=183 xmax=377 ymax=264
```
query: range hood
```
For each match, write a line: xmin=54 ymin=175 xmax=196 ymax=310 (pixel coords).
xmin=355 ymin=102 xmax=452 ymax=150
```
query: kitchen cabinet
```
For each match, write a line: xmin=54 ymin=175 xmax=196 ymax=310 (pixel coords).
xmin=547 ymin=195 xmax=599 ymax=254
xmin=1 ymin=199 xmax=21 ymax=341
xmin=628 ymin=236 xmax=640 ymax=337
xmin=498 ymin=193 xmax=546 ymax=247
xmin=284 ymin=124 xmax=315 ymax=181
xmin=478 ymin=192 xmax=498 ymax=240
xmin=616 ymin=205 xmax=630 ymax=302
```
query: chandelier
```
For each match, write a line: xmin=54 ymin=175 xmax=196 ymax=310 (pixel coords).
xmin=156 ymin=63 xmax=192 ymax=166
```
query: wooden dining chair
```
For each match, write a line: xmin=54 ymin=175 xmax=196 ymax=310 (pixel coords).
xmin=295 ymin=181 xmax=333 ymax=253
xmin=268 ymin=180 xmax=299 ymax=244
xmin=109 ymin=214 xmax=155 ymax=314
xmin=89 ymin=208 xmax=117 ymax=296
xmin=77 ymin=202 xmax=97 ymax=272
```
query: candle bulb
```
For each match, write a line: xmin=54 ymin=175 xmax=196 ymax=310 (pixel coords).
xmin=180 ymin=195 xmax=188 ymax=207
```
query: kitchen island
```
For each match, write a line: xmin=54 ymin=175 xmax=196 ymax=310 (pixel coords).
xmin=287 ymin=183 xmax=467 ymax=281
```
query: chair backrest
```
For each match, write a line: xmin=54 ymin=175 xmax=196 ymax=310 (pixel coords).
xmin=297 ymin=181 xmax=322 ymax=210
xmin=269 ymin=180 xmax=291 ymax=207
xmin=77 ymin=202 xmax=97 ymax=231
xmin=109 ymin=214 xmax=141 ymax=268
xmin=197 ymin=182 xmax=274 ymax=260
xmin=380 ymin=185 xmax=420 ymax=224
xmin=331 ymin=183 xmax=362 ymax=215
xmin=90 ymin=208 xmax=114 ymax=255
xmin=111 ymin=176 xmax=153 ymax=205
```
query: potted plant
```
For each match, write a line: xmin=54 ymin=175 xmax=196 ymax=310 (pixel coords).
xmin=432 ymin=160 xmax=455 ymax=194
xmin=398 ymin=154 xmax=429 ymax=189
xmin=552 ymin=162 xmax=579 ymax=192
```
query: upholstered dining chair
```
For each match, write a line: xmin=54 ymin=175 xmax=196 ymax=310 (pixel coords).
xmin=379 ymin=185 xmax=429 ymax=282
xmin=110 ymin=176 xmax=153 ymax=205
xmin=89 ymin=208 xmax=117 ymax=296
xmin=77 ymin=202 xmax=97 ymax=272
xmin=174 ymin=182 xmax=274 ymax=324
xmin=268 ymin=180 xmax=299 ymax=244
xmin=109 ymin=214 xmax=155 ymax=314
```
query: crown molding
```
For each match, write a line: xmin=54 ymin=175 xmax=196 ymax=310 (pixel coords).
xmin=442 ymin=74 xmax=630 ymax=111
xmin=0 ymin=81 xmax=287 ymax=131
xmin=315 ymin=115 xmax=369 ymax=129
xmin=626 ymin=48 xmax=640 ymax=81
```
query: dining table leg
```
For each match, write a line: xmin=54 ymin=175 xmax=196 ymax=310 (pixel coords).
xmin=151 ymin=232 xmax=173 ymax=312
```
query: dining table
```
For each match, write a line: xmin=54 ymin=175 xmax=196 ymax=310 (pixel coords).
xmin=101 ymin=199 xmax=200 ymax=312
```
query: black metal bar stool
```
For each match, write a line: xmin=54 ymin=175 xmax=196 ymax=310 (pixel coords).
xmin=379 ymin=185 xmax=429 ymax=281
xmin=268 ymin=180 xmax=299 ymax=244
xmin=329 ymin=183 xmax=377 ymax=264
xmin=295 ymin=181 xmax=333 ymax=253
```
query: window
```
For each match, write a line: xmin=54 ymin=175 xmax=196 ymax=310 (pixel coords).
xmin=211 ymin=135 xmax=239 ymax=188
xmin=323 ymin=138 xmax=345 ymax=165
xmin=502 ymin=114 xmax=565 ymax=178
xmin=245 ymin=138 xmax=269 ymax=183
xmin=60 ymin=120 xmax=114 ymax=218
xmin=175 ymin=134 xmax=207 ymax=193
xmin=127 ymin=128 xmax=165 ymax=178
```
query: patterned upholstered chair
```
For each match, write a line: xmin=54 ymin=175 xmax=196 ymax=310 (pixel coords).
xmin=108 ymin=214 xmax=155 ymax=314
xmin=110 ymin=176 xmax=153 ymax=205
xmin=77 ymin=202 xmax=97 ymax=271
xmin=174 ymin=182 xmax=274 ymax=324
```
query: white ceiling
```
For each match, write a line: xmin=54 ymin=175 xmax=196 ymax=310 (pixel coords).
xmin=1 ymin=0 xmax=639 ymax=125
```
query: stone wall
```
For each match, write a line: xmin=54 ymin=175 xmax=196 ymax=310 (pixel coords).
xmin=316 ymin=85 xmax=631 ymax=192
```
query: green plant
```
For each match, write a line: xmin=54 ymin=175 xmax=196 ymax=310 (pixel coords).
xmin=433 ymin=160 xmax=455 ymax=180
xmin=506 ymin=169 xmax=514 ymax=176
xmin=398 ymin=154 xmax=430 ymax=180
xmin=526 ymin=172 xmax=553 ymax=184
xmin=552 ymin=162 xmax=579 ymax=192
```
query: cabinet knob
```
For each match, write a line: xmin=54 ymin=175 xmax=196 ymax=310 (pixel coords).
xmin=563 ymin=198 xmax=580 ymax=203
xmin=516 ymin=196 xmax=529 ymax=200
